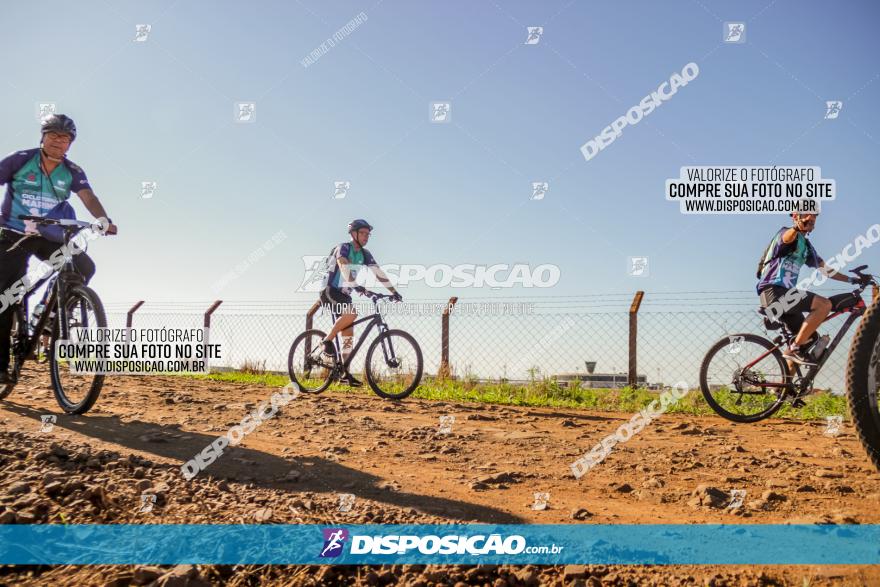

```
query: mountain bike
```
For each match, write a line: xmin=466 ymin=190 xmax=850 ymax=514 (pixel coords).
xmin=0 ymin=216 xmax=108 ymax=414
xmin=846 ymin=275 xmax=880 ymax=471
xmin=287 ymin=289 xmax=423 ymax=399
xmin=700 ymin=265 xmax=878 ymax=423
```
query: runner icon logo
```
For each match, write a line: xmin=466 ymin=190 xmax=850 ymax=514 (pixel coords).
xmin=724 ymin=22 xmax=745 ymax=43
xmin=824 ymin=415 xmax=843 ymax=437
xmin=40 ymin=415 xmax=57 ymax=433
xmin=825 ymin=101 xmax=843 ymax=120
xmin=333 ymin=181 xmax=351 ymax=199
xmin=525 ymin=27 xmax=543 ymax=45
xmin=726 ymin=335 xmax=745 ymax=355
xmin=320 ymin=528 xmax=349 ymax=558
xmin=531 ymin=182 xmax=548 ymax=201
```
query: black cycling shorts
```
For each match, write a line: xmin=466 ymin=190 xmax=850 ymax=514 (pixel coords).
xmin=759 ymin=285 xmax=817 ymax=333
xmin=320 ymin=286 xmax=355 ymax=316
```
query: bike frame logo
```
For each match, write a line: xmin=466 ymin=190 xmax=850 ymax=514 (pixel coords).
xmin=320 ymin=528 xmax=349 ymax=558
xmin=297 ymin=258 xmax=560 ymax=292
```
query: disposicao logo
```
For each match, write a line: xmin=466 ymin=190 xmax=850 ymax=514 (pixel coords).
xmin=320 ymin=528 xmax=349 ymax=558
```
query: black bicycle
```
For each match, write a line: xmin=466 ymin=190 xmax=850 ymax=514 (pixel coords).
xmin=0 ymin=216 xmax=108 ymax=414
xmin=700 ymin=265 xmax=878 ymax=423
xmin=846 ymin=274 xmax=880 ymax=471
xmin=287 ymin=290 xmax=423 ymax=399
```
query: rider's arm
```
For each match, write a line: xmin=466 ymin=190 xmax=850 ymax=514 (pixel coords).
xmin=0 ymin=151 xmax=31 ymax=186
xmin=368 ymin=263 xmax=398 ymax=295
xmin=818 ymin=260 xmax=854 ymax=283
xmin=75 ymin=189 xmax=117 ymax=235
xmin=361 ymin=249 xmax=397 ymax=295
xmin=781 ymin=227 xmax=800 ymax=244
xmin=336 ymin=257 xmax=356 ymax=288
xmin=782 ymin=215 xmax=813 ymax=244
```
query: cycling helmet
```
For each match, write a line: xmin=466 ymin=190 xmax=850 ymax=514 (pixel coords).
xmin=41 ymin=114 xmax=77 ymax=142
xmin=347 ymin=218 xmax=373 ymax=233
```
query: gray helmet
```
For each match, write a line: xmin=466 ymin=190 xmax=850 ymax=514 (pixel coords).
xmin=41 ymin=114 xmax=77 ymax=142
xmin=347 ymin=218 xmax=373 ymax=233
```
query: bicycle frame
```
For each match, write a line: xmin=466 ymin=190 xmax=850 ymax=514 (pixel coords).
xmin=741 ymin=297 xmax=868 ymax=392
xmin=9 ymin=233 xmax=89 ymax=375
xmin=326 ymin=296 xmax=392 ymax=372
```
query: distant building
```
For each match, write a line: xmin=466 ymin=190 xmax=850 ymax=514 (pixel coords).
xmin=555 ymin=372 xmax=649 ymax=389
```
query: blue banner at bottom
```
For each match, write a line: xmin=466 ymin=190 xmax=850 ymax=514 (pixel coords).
xmin=1 ymin=524 xmax=878 ymax=565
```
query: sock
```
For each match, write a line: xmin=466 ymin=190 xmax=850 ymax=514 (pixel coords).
xmin=342 ymin=336 xmax=353 ymax=363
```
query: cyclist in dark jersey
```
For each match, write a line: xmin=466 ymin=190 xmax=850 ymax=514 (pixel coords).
xmin=0 ymin=115 xmax=118 ymax=383
xmin=320 ymin=219 xmax=401 ymax=387
xmin=757 ymin=212 xmax=858 ymax=367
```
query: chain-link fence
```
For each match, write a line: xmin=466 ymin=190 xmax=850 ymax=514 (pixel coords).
xmin=105 ymin=288 xmax=872 ymax=394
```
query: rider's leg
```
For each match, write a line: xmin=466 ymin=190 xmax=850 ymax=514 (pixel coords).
xmin=336 ymin=317 xmax=363 ymax=386
xmin=322 ymin=306 xmax=362 ymax=387
xmin=793 ymin=295 xmax=832 ymax=347
xmin=325 ymin=311 xmax=356 ymax=343
xmin=32 ymin=241 xmax=96 ymax=283
xmin=340 ymin=322 xmax=355 ymax=365
xmin=779 ymin=292 xmax=829 ymax=369
xmin=321 ymin=288 xmax=356 ymax=353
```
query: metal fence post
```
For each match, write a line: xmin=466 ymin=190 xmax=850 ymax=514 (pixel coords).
xmin=628 ymin=291 xmax=645 ymax=388
xmin=203 ymin=300 xmax=222 ymax=372
xmin=304 ymin=299 xmax=323 ymax=358
xmin=438 ymin=297 xmax=458 ymax=379
xmin=125 ymin=301 xmax=144 ymax=328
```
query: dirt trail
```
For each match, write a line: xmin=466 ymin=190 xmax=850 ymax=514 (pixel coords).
xmin=2 ymin=368 xmax=879 ymax=585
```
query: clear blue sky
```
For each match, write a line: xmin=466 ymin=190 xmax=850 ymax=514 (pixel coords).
xmin=1 ymin=0 xmax=878 ymax=304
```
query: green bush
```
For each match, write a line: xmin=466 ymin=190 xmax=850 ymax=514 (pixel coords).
xmin=184 ymin=371 xmax=845 ymax=420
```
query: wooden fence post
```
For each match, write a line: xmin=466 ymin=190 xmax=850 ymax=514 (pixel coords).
xmin=628 ymin=291 xmax=645 ymax=388
xmin=438 ymin=297 xmax=458 ymax=379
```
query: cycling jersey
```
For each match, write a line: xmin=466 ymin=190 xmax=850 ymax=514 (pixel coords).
xmin=0 ymin=149 xmax=91 ymax=232
xmin=756 ymin=226 xmax=822 ymax=293
xmin=325 ymin=241 xmax=377 ymax=293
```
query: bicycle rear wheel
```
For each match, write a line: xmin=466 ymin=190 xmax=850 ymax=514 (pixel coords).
xmin=700 ymin=333 xmax=790 ymax=423
xmin=846 ymin=301 xmax=880 ymax=471
xmin=365 ymin=329 xmax=422 ymax=400
xmin=49 ymin=285 xmax=106 ymax=414
xmin=288 ymin=329 xmax=335 ymax=393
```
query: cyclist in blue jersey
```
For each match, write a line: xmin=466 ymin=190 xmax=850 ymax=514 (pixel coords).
xmin=757 ymin=212 xmax=861 ymax=367
xmin=0 ymin=115 xmax=118 ymax=383
xmin=319 ymin=219 xmax=401 ymax=387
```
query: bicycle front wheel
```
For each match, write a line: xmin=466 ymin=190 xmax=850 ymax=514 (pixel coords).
xmin=49 ymin=285 xmax=106 ymax=414
xmin=847 ymin=300 xmax=880 ymax=471
xmin=0 ymin=310 xmax=21 ymax=400
xmin=288 ymin=329 xmax=335 ymax=393
xmin=365 ymin=329 xmax=422 ymax=400
xmin=700 ymin=333 xmax=790 ymax=423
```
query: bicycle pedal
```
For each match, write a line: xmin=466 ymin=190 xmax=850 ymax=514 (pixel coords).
xmin=791 ymin=398 xmax=806 ymax=408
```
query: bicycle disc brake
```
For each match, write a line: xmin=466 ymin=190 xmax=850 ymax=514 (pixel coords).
xmin=734 ymin=367 xmax=766 ymax=390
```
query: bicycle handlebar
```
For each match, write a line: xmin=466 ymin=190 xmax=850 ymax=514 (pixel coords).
xmin=846 ymin=265 xmax=879 ymax=300
xmin=18 ymin=215 xmax=93 ymax=228
xmin=355 ymin=289 xmax=398 ymax=301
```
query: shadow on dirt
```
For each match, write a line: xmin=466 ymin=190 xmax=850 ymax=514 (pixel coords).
xmin=2 ymin=401 xmax=525 ymax=524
